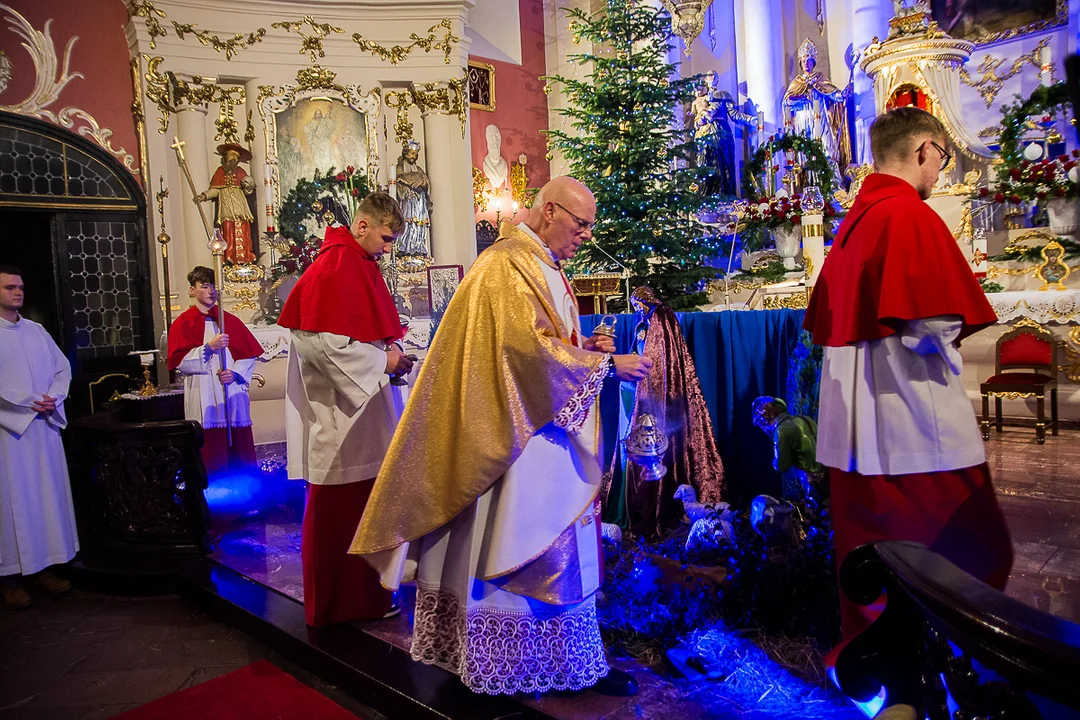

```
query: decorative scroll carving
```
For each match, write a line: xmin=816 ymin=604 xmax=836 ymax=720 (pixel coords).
xmin=960 ymin=37 xmax=1054 ymax=109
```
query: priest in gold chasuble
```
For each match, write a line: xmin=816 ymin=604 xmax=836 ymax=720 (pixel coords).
xmin=351 ymin=178 xmax=652 ymax=696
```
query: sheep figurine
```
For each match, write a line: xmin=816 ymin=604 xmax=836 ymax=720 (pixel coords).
xmin=600 ymin=522 xmax=623 ymax=545
xmin=674 ymin=484 xmax=736 ymax=552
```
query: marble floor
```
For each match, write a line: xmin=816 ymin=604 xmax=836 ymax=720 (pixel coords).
xmin=206 ymin=429 xmax=1080 ymax=719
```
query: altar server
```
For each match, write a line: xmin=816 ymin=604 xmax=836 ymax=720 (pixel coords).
xmin=168 ymin=266 xmax=263 ymax=475
xmin=279 ymin=192 xmax=414 ymax=627
xmin=0 ymin=266 xmax=78 ymax=609
xmin=804 ymin=108 xmax=1013 ymax=645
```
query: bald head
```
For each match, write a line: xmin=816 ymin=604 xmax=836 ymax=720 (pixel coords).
xmin=526 ymin=176 xmax=596 ymax=261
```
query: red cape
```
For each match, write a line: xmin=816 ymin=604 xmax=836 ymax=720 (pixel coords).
xmin=167 ymin=305 xmax=263 ymax=371
xmin=803 ymin=173 xmax=996 ymax=347
xmin=277 ymin=226 xmax=403 ymax=343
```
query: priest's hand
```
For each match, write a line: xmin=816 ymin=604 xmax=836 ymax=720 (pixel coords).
xmin=583 ymin=334 xmax=616 ymax=353
xmin=207 ymin=333 xmax=229 ymax=351
xmin=217 ymin=369 xmax=235 ymax=385
xmin=31 ymin=394 xmax=57 ymax=414
xmin=612 ymin=354 xmax=653 ymax=382
xmin=385 ymin=347 xmax=415 ymax=377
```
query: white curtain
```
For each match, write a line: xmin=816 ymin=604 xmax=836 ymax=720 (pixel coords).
xmin=915 ymin=60 xmax=995 ymax=158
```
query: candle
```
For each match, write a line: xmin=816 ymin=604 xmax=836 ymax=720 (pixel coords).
xmin=388 ymin=163 xmax=397 ymax=200
xmin=1041 ymin=46 xmax=1053 ymax=86
xmin=264 ymin=164 xmax=272 ymax=186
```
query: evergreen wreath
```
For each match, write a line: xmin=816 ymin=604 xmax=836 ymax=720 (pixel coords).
xmin=738 ymin=133 xmax=836 ymax=251
xmin=977 ymin=82 xmax=1080 ymax=204
xmin=268 ymin=166 xmax=369 ymax=282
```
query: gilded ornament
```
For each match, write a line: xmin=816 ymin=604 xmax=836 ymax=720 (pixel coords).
xmin=659 ymin=1 xmax=715 ymax=54
xmin=472 ymin=166 xmax=489 ymax=212
xmin=295 ymin=65 xmax=346 ymax=94
xmin=959 ymin=0 xmax=1066 ymax=46
xmin=384 ymin=90 xmax=416 ymax=145
xmin=272 ymin=16 xmax=344 ymax=62
xmin=959 ymin=37 xmax=1053 ymax=109
xmin=351 ymin=18 xmax=459 ymax=66
xmin=128 ymin=0 xmax=168 ymax=49
xmin=171 ymin=23 xmax=266 ymax=61
xmin=0 ymin=4 xmax=138 ymax=173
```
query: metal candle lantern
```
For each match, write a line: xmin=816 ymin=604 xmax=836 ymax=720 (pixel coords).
xmin=592 ymin=313 xmax=617 ymax=338
xmin=624 ymin=413 xmax=669 ymax=481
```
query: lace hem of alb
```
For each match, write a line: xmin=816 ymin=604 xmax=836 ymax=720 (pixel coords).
xmin=409 ymin=584 xmax=609 ymax=696
xmin=554 ymin=355 xmax=611 ymax=434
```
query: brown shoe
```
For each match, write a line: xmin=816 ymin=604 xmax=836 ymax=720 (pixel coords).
xmin=2 ymin=582 xmax=32 ymax=609
xmin=34 ymin=571 xmax=71 ymax=594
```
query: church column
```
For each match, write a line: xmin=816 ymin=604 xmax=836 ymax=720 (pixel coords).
xmin=174 ymin=91 xmax=213 ymax=272
xmin=244 ymin=79 xmax=268 ymax=263
xmin=734 ymin=0 xmax=784 ymax=126
xmin=850 ymin=0 xmax=893 ymax=162
xmin=823 ymin=0 xmax=854 ymax=93
xmin=543 ymin=0 xmax=593 ymax=177
xmin=415 ymin=80 xmax=477 ymax=269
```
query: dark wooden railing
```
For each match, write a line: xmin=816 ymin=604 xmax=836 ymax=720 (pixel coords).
xmin=835 ymin=541 xmax=1080 ymax=719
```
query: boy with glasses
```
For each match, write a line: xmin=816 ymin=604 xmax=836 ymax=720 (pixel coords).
xmin=803 ymin=108 xmax=1012 ymax=661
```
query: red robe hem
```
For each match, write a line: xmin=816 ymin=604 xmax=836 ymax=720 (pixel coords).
xmin=828 ymin=463 xmax=1013 ymax=655
xmin=302 ymin=481 xmax=393 ymax=627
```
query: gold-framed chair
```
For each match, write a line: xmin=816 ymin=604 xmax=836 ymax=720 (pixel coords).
xmin=980 ymin=320 xmax=1059 ymax=444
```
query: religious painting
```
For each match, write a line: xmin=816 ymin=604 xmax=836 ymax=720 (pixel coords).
xmin=273 ymin=99 xmax=368 ymax=197
xmin=931 ymin=0 xmax=1064 ymax=45
xmin=259 ymin=70 xmax=381 ymax=226
xmin=427 ymin=264 xmax=464 ymax=338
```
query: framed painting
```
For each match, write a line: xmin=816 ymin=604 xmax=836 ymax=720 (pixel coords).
xmin=259 ymin=68 xmax=381 ymax=222
xmin=467 ymin=60 xmax=495 ymax=111
xmin=427 ymin=264 xmax=464 ymax=337
xmin=930 ymin=0 xmax=1065 ymax=45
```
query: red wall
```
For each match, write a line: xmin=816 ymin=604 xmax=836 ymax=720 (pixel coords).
xmin=469 ymin=0 xmax=550 ymax=222
xmin=1 ymin=0 xmax=140 ymax=184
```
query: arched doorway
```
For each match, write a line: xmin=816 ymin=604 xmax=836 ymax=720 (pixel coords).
xmin=0 ymin=111 xmax=153 ymax=417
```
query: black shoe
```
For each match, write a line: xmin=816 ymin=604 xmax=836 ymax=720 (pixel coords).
xmin=590 ymin=668 xmax=639 ymax=697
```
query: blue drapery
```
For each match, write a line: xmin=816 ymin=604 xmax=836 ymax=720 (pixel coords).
xmin=581 ymin=309 xmax=806 ymax=503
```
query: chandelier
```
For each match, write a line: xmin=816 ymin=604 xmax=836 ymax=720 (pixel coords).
xmin=660 ymin=0 xmax=714 ymax=53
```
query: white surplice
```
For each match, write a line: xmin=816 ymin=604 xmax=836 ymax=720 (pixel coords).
xmin=0 ymin=315 xmax=79 ymax=576
xmin=284 ymin=331 xmax=406 ymax=485
xmin=387 ymin=225 xmax=611 ymax=696
xmin=175 ymin=316 xmax=255 ymax=429
xmin=816 ymin=315 xmax=986 ymax=475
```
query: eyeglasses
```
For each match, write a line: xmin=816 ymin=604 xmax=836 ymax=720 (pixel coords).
xmin=927 ymin=140 xmax=951 ymax=171
xmin=553 ymin=202 xmax=594 ymax=233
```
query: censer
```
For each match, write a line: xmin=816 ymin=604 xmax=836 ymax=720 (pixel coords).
xmin=624 ymin=413 xmax=669 ymax=481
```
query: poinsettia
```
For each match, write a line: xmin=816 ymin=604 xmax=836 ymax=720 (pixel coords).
xmin=980 ymin=147 xmax=1080 ymax=203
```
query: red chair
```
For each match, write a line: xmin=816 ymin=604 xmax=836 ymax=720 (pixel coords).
xmin=981 ymin=321 xmax=1059 ymax=444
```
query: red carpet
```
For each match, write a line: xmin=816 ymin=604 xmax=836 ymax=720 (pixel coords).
xmin=114 ymin=661 xmax=361 ymax=720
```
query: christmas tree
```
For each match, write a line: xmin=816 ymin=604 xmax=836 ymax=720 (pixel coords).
xmin=544 ymin=0 xmax=720 ymax=310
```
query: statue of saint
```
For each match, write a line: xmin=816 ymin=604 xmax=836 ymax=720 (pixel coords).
xmin=601 ymin=286 xmax=727 ymax=539
xmin=195 ymin=143 xmax=257 ymax=265
xmin=395 ymin=140 xmax=432 ymax=257
xmin=482 ymin=124 xmax=509 ymax=191
xmin=688 ymin=71 xmax=745 ymax=197
xmin=782 ymin=39 xmax=853 ymax=179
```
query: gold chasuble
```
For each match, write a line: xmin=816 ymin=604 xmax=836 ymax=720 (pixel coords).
xmin=351 ymin=222 xmax=613 ymax=695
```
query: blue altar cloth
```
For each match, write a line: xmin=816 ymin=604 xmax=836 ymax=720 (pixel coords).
xmin=581 ymin=309 xmax=806 ymax=502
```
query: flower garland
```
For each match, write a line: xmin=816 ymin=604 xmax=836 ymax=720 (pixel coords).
xmin=739 ymin=133 xmax=836 ymax=251
xmin=978 ymin=82 xmax=1079 ymax=205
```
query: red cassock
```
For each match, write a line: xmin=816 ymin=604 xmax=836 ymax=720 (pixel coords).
xmin=278 ymin=226 xmax=403 ymax=626
xmin=804 ymin=174 xmax=1012 ymax=649
xmin=167 ymin=306 xmax=263 ymax=474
